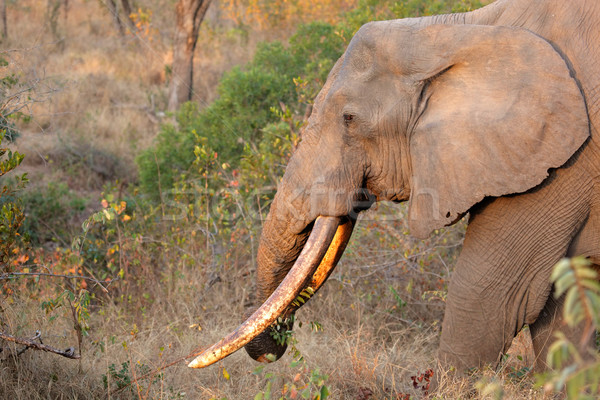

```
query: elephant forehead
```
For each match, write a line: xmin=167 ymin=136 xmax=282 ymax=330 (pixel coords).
xmin=350 ymin=21 xmax=422 ymax=71
xmin=343 ymin=43 xmax=374 ymax=74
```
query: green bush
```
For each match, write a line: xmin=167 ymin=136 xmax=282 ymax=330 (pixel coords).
xmin=137 ymin=22 xmax=346 ymax=202
xmin=137 ymin=40 xmax=304 ymax=201
xmin=136 ymin=102 xmax=200 ymax=202
xmin=21 ymin=182 xmax=87 ymax=246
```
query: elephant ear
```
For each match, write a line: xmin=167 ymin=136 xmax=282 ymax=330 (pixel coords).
xmin=404 ymin=24 xmax=589 ymax=238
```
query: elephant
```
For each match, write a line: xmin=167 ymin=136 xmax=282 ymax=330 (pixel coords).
xmin=189 ymin=0 xmax=600 ymax=378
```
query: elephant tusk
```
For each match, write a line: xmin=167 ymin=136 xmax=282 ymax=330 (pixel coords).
xmin=188 ymin=216 xmax=343 ymax=369
xmin=305 ymin=217 xmax=354 ymax=294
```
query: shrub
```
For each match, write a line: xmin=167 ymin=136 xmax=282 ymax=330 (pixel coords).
xmin=20 ymin=181 xmax=87 ymax=246
xmin=137 ymin=21 xmax=346 ymax=203
xmin=537 ymin=257 xmax=600 ymax=399
xmin=136 ymin=102 xmax=200 ymax=202
xmin=0 ymin=129 xmax=28 ymax=267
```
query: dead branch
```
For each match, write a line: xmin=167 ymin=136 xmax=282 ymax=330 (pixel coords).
xmin=0 ymin=270 xmax=114 ymax=293
xmin=0 ymin=330 xmax=79 ymax=359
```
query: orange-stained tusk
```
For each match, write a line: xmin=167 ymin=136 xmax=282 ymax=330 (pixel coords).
xmin=306 ymin=217 xmax=354 ymax=294
xmin=188 ymin=216 xmax=342 ymax=369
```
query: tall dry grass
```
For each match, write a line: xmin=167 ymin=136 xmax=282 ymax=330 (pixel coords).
xmin=7 ymin=0 xmax=285 ymax=192
xmin=0 ymin=203 xmax=549 ymax=399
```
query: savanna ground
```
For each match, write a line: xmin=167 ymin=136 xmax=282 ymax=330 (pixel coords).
xmin=0 ymin=0 xmax=582 ymax=398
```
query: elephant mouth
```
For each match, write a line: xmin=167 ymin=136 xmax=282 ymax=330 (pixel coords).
xmin=188 ymin=215 xmax=354 ymax=368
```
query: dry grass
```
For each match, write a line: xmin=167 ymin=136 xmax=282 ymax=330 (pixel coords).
xmin=7 ymin=0 xmax=278 ymax=191
xmin=0 ymin=204 xmax=551 ymax=399
xmin=0 ymin=275 xmax=548 ymax=399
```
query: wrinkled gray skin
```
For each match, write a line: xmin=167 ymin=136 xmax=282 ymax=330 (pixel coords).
xmin=247 ymin=0 xmax=600 ymax=373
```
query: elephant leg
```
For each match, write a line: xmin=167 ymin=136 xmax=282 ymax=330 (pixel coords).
xmin=530 ymin=206 xmax=600 ymax=370
xmin=529 ymin=293 xmax=589 ymax=372
xmin=437 ymin=165 xmax=592 ymax=372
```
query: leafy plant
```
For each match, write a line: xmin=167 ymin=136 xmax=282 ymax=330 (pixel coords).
xmin=270 ymin=315 xmax=296 ymax=347
xmin=20 ymin=182 xmax=87 ymax=245
xmin=0 ymin=84 xmax=28 ymax=269
xmin=103 ymin=361 xmax=133 ymax=390
xmin=253 ymin=346 xmax=330 ymax=400
xmin=536 ymin=256 xmax=600 ymax=399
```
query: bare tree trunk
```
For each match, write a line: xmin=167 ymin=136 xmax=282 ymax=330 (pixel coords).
xmin=0 ymin=0 xmax=6 ymax=42
xmin=46 ymin=0 xmax=62 ymax=39
xmin=167 ymin=0 xmax=212 ymax=112
xmin=105 ymin=0 xmax=136 ymax=36
xmin=120 ymin=0 xmax=136 ymax=32
xmin=106 ymin=0 xmax=125 ymax=36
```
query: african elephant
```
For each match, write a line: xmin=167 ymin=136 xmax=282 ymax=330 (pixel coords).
xmin=190 ymin=0 xmax=600 ymax=375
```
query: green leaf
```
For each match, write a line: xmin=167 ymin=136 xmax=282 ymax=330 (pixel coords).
xmin=554 ymin=270 xmax=575 ymax=298
xmin=253 ymin=365 xmax=265 ymax=375
xmin=566 ymin=368 xmax=584 ymax=400
xmin=320 ymin=385 xmax=330 ymax=400
xmin=563 ymin=288 xmax=580 ymax=326
xmin=301 ymin=387 xmax=310 ymax=399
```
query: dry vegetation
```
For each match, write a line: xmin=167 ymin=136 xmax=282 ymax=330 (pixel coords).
xmin=0 ymin=0 xmax=563 ymax=399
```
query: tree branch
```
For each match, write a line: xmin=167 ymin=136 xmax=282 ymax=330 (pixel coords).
xmin=0 ymin=330 xmax=80 ymax=359
xmin=0 ymin=271 xmax=115 ymax=293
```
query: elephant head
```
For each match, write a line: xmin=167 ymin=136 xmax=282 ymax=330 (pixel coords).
xmin=189 ymin=21 xmax=589 ymax=368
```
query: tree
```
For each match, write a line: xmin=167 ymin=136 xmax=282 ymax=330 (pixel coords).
xmin=167 ymin=0 xmax=212 ymax=112
xmin=105 ymin=0 xmax=136 ymax=36
xmin=1 ymin=0 xmax=7 ymax=41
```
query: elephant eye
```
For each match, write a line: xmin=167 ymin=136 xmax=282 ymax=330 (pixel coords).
xmin=343 ymin=113 xmax=354 ymax=125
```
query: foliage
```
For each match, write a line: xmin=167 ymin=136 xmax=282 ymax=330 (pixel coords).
xmin=0 ymin=57 xmax=29 ymax=268
xmin=137 ymin=21 xmax=346 ymax=202
xmin=0 ymin=56 xmax=21 ymax=142
xmin=102 ymin=359 xmax=163 ymax=393
xmin=103 ymin=361 xmax=134 ymax=390
xmin=536 ymin=257 xmax=600 ymax=399
xmin=136 ymin=102 xmax=199 ymax=202
xmin=0 ymin=139 xmax=27 ymax=267
xmin=252 ymin=345 xmax=330 ymax=400
xmin=20 ymin=182 xmax=87 ymax=245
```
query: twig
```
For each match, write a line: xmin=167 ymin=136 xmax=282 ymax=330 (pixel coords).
xmin=0 ymin=271 xmax=115 ymax=293
xmin=110 ymin=346 xmax=207 ymax=396
xmin=16 ymin=330 xmax=42 ymax=356
xmin=0 ymin=330 xmax=79 ymax=359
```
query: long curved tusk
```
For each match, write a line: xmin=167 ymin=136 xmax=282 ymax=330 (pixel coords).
xmin=188 ymin=216 xmax=341 ymax=368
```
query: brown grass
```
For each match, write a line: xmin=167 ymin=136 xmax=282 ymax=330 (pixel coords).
xmin=0 ymin=204 xmax=551 ymax=399
xmin=7 ymin=0 xmax=272 ymax=191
